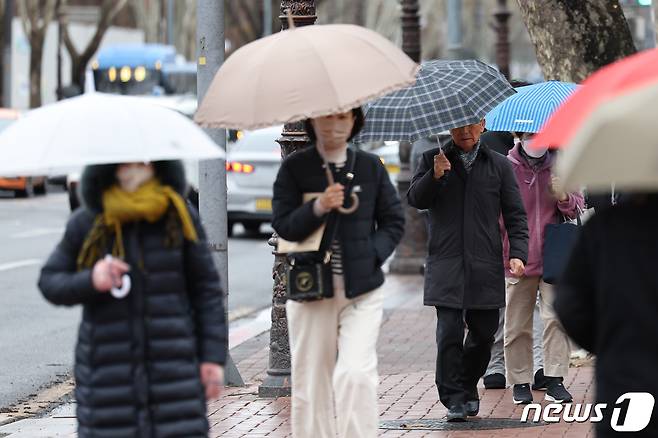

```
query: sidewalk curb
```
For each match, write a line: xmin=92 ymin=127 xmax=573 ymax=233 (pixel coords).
xmin=0 ymin=379 xmax=74 ymax=427
xmin=0 ymin=306 xmax=276 ymax=429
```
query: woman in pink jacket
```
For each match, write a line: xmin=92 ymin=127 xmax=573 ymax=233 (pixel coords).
xmin=502 ymin=132 xmax=584 ymax=405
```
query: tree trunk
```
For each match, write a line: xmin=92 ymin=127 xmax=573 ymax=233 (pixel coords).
xmin=516 ymin=0 xmax=636 ymax=81
xmin=130 ymin=0 xmax=160 ymax=43
xmin=73 ymin=58 xmax=86 ymax=93
xmin=29 ymin=38 xmax=43 ymax=107
xmin=62 ymin=0 xmax=128 ymax=94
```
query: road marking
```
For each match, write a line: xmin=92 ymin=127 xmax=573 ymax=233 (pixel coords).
xmin=0 ymin=259 xmax=42 ymax=272
xmin=10 ymin=228 xmax=63 ymax=239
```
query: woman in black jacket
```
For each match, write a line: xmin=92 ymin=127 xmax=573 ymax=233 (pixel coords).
xmin=272 ymin=108 xmax=404 ymax=438
xmin=38 ymin=161 xmax=227 ymax=438
xmin=556 ymin=193 xmax=658 ymax=437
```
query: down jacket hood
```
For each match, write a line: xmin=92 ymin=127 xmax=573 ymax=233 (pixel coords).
xmin=80 ymin=160 xmax=188 ymax=213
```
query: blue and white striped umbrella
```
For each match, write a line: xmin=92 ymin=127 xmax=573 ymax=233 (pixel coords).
xmin=354 ymin=60 xmax=515 ymax=143
xmin=485 ymin=81 xmax=578 ymax=133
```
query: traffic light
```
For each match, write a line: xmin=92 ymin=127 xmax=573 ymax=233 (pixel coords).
xmin=638 ymin=0 xmax=652 ymax=6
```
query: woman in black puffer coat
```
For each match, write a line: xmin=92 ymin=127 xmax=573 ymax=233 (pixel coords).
xmin=39 ymin=161 xmax=227 ymax=438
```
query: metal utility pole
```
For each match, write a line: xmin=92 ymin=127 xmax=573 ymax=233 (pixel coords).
xmin=446 ymin=0 xmax=464 ymax=59
xmin=493 ymin=0 xmax=511 ymax=79
xmin=56 ymin=0 xmax=63 ymax=100
xmin=389 ymin=0 xmax=425 ymax=275
xmin=263 ymin=0 xmax=273 ymax=37
xmin=166 ymin=0 xmax=175 ymax=45
xmin=2 ymin=0 xmax=14 ymax=108
xmin=259 ymin=0 xmax=317 ymax=399
xmin=196 ymin=0 xmax=244 ymax=387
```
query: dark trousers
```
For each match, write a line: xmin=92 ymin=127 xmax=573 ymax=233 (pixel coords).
xmin=435 ymin=306 xmax=499 ymax=408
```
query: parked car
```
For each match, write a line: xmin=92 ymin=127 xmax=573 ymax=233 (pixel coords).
xmin=227 ymin=126 xmax=282 ymax=235
xmin=0 ymin=108 xmax=48 ymax=197
xmin=371 ymin=141 xmax=400 ymax=183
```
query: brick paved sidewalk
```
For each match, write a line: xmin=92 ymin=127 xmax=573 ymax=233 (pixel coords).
xmin=208 ymin=275 xmax=596 ymax=438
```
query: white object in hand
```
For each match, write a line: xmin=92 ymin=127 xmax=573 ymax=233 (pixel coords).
xmin=104 ymin=255 xmax=131 ymax=299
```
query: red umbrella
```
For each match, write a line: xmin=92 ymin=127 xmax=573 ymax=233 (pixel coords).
xmin=533 ymin=48 xmax=658 ymax=149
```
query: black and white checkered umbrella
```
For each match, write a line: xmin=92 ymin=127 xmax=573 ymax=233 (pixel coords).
xmin=354 ymin=60 xmax=515 ymax=143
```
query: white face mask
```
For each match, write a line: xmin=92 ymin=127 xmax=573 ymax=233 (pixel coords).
xmin=312 ymin=115 xmax=354 ymax=150
xmin=116 ymin=164 xmax=154 ymax=193
xmin=521 ymin=138 xmax=548 ymax=158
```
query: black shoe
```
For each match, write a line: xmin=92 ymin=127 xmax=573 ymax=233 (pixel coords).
xmin=446 ymin=404 xmax=467 ymax=422
xmin=532 ymin=368 xmax=548 ymax=391
xmin=512 ymin=384 xmax=533 ymax=405
xmin=545 ymin=377 xmax=573 ymax=403
xmin=465 ymin=400 xmax=480 ymax=417
xmin=483 ymin=373 xmax=506 ymax=389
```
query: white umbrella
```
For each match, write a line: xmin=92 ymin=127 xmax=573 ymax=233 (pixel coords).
xmin=0 ymin=93 xmax=224 ymax=177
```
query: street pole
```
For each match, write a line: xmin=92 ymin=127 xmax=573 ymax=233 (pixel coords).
xmin=258 ymin=0 xmax=317 ymax=399
xmin=2 ymin=0 xmax=14 ymax=108
xmin=263 ymin=0 xmax=273 ymax=37
xmin=166 ymin=0 xmax=174 ymax=45
xmin=196 ymin=0 xmax=244 ymax=387
xmin=493 ymin=0 xmax=511 ymax=79
xmin=446 ymin=0 xmax=464 ymax=59
xmin=389 ymin=0 xmax=425 ymax=275
xmin=56 ymin=0 xmax=62 ymax=100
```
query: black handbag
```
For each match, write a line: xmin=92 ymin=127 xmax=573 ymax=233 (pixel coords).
xmin=285 ymin=152 xmax=357 ymax=302
xmin=286 ymin=248 xmax=335 ymax=301
xmin=542 ymin=212 xmax=582 ymax=285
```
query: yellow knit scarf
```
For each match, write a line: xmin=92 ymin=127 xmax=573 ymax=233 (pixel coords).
xmin=77 ymin=179 xmax=198 ymax=270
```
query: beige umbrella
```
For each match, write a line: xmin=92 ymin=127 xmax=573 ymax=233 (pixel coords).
xmin=195 ymin=23 xmax=419 ymax=130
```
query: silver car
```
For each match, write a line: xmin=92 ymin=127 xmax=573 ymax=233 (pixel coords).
xmin=227 ymin=126 xmax=282 ymax=235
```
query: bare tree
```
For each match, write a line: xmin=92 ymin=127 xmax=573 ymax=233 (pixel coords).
xmin=516 ymin=0 xmax=636 ymax=81
xmin=61 ymin=0 xmax=128 ymax=94
xmin=225 ymin=0 xmax=268 ymax=51
xmin=173 ymin=0 xmax=195 ymax=60
xmin=18 ymin=0 xmax=57 ymax=108
xmin=225 ymin=0 xmax=329 ymax=53
xmin=130 ymin=0 xmax=161 ymax=43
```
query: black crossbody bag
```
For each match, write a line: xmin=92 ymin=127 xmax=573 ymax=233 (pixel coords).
xmin=285 ymin=152 xmax=357 ymax=302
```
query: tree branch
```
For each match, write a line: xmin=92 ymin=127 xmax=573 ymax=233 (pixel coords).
xmin=225 ymin=1 xmax=254 ymax=48
xmin=40 ymin=0 xmax=57 ymax=33
xmin=243 ymin=1 xmax=261 ymax=39
xmin=59 ymin=0 xmax=79 ymax=59
xmin=79 ymin=0 xmax=128 ymax=61
xmin=17 ymin=0 xmax=32 ymax=38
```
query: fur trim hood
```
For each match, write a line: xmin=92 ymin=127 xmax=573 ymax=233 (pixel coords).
xmin=80 ymin=161 xmax=188 ymax=213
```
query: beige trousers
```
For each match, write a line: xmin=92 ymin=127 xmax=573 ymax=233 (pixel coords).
xmin=504 ymin=276 xmax=570 ymax=385
xmin=286 ymin=276 xmax=384 ymax=438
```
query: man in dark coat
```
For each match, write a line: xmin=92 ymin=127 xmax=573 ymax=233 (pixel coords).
xmin=407 ymin=119 xmax=529 ymax=422
xmin=556 ymin=194 xmax=658 ymax=438
xmin=39 ymin=161 xmax=227 ymax=438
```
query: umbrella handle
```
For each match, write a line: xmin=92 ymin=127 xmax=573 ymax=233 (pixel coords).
xmin=338 ymin=193 xmax=359 ymax=214
xmin=323 ymin=156 xmax=358 ymax=215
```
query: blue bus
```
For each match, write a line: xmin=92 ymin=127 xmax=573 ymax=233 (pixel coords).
xmin=91 ymin=44 xmax=196 ymax=96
